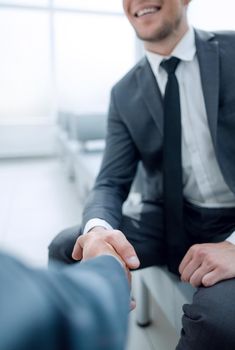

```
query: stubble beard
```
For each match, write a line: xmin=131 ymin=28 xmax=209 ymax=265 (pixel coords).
xmin=135 ymin=15 xmax=182 ymax=44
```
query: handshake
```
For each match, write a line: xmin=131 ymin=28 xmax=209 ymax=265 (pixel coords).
xmin=72 ymin=226 xmax=140 ymax=285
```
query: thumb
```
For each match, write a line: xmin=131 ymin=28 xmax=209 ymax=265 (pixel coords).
xmin=72 ymin=238 xmax=83 ymax=260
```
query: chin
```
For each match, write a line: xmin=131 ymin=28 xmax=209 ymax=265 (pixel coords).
xmin=136 ymin=22 xmax=176 ymax=43
xmin=136 ymin=30 xmax=169 ymax=43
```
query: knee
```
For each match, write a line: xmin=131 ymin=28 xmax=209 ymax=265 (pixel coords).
xmin=179 ymin=279 xmax=235 ymax=350
xmin=196 ymin=279 xmax=235 ymax=340
xmin=48 ymin=225 xmax=80 ymax=265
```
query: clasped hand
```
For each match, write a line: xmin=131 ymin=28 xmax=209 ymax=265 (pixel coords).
xmin=72 ymin=226 xmax=140 ymax=269
xmin=179 ymin=241 xmax=235 ymax=287
xmin=72 ymin=227 xmax=140 ymax=309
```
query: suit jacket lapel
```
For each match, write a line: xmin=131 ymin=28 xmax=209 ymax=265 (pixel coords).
xmin=195 ymin=29 xmax=219 ymax=147
xmin=135 ymin=31 xmax=220 ymax=144
xmin=136 ymin=58 xmax=164 ymax=137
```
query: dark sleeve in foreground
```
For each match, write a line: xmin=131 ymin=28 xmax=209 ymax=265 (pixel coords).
xmin=0 ymin=253 xmax=129 ymax=350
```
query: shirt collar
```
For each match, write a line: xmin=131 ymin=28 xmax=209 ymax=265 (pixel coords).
xmin=146 ymin=27 xmax=196 ymax=74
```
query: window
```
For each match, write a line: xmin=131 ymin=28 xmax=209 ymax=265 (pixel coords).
xmin=0 ymin=0 xmax=49 ymax=6
xmin=55 ymin=13 xmax=135 ymax=113
xmin=54 ymin=0 xmax=123 ymax=13
xmin=0 ymin=1 xmax=135 ymax=122
xmin=0 ymin=9 xmax=52 ymax=122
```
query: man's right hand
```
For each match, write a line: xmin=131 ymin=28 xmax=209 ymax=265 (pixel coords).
xmin=72 ymin=227 xmax=139 ymax=311
xmin=72 ymin=226 xmax=140 ymax=270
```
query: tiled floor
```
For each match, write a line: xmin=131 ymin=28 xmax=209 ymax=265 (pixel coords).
xmin=0 ymin=157 xmax=176 ymax=350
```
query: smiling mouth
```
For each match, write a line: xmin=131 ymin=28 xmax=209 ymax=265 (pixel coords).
xmin=135 ymin=6 xmax=161 ymax=18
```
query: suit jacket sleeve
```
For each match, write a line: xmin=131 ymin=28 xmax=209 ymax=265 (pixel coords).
xmin=0 ymin=253 xmax=129 ymax=350
xmin=82 ymin=87 xmax=140 ymax=231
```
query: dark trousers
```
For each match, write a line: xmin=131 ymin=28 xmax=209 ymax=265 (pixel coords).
xmin=49 ymin=202 xmax=235 ymax=350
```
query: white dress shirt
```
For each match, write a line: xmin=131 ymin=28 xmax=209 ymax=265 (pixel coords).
xmin=84 ymin=27 xmax=235 ymax=244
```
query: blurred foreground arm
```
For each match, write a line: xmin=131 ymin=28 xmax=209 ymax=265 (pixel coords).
xmin=0 ymin=252 xmax=129 ymax=350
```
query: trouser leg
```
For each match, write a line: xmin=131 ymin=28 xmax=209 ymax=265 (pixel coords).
xmin=48 ymin=225 xmax=80 ymax=266
xmin=176 ymin=278 xmax=235 ymax=350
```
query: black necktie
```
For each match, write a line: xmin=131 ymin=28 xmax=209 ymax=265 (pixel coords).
xmin=161 ymin=57 xmax=185 ymax=272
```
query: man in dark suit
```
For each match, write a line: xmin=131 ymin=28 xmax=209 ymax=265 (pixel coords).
xmin=0 ymin=247 xmax=130 ymax=350
xmin=49 ymin=0 xmax=235 ymax=348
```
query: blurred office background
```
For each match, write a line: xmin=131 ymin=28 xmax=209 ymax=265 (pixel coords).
xmin=0 ymin=0 xmax=137 ymax=266
xmin=0 ymin=0 xmax=235 ymax=348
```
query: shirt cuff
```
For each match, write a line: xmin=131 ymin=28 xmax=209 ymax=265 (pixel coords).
xmin=226 ymin=231 xmax=235 ymax=245
xmin=83 ymin=218 xmax=113 ymax=234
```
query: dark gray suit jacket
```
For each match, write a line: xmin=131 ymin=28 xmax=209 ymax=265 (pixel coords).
xmin=82 ymin=29 xmax=235 ymax=233
xmin=0 ymin=253 xmax=129 ymax=350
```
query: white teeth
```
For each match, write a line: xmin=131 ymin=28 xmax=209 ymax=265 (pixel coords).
xmin=136 ymin=7 xmax=159 ymax=17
